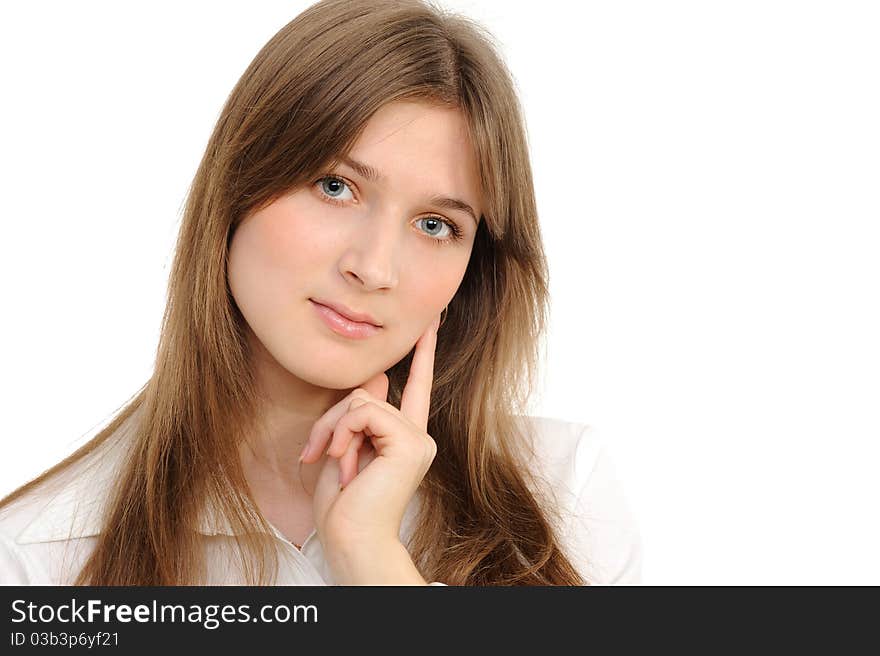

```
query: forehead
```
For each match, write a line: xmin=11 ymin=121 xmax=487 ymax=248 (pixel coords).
xmin=346 ymin=101 xmax=482 ymax=218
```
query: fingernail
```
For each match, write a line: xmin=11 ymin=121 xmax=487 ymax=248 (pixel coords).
xmin=299 ymin=442 xmax=310 ymax=462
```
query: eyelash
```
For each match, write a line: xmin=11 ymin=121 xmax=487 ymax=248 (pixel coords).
xmin=312 ymin=174 xmax=465 ymax=246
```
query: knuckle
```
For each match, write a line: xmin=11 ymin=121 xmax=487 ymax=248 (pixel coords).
xmin=350 ymin=399 xmax=370 ymax=414
xmin=349 ymin=396 xmax=371 ymax=411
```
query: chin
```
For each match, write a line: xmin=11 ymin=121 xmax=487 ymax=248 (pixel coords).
xmin=281 ymin=354 xmax=378 ymax=390
xmin=265 ymin=334 xmax=406 ymax=390
xmin=306 ymin=371 xmax=367 ymax=391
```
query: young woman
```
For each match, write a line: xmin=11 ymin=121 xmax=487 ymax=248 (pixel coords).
xmin=0 ymin=0 xmax=641 ymax=585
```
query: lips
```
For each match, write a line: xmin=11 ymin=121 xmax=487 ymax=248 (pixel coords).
xmin=310 ymin=299 xmax=382 ymax=340
xmin=309 ymin=298 xmax=382 ymax=327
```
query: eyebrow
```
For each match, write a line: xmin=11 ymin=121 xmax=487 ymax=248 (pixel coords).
xmin=339 ymin=155 xmax=479 ymax=226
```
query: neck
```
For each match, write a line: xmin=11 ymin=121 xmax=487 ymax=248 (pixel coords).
xmin=240 ymin=325 xmax=350 ymax=493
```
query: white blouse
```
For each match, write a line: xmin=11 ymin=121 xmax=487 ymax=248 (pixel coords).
xmin=0 ymin=411 xmax=642 ymax=585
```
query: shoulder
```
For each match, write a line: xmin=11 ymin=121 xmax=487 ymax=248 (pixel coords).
xmin=519 ymin=416 xmax=604 ymax=492
xmin=0 ymin=413 xmax=137 ymax=584
xmin=0 ymin=471 xmax=82 ymax=583
xmin=519 ymin=415 xmax=643 ymax=585
xmin=0 ymin=484 xmax=58 ymax=583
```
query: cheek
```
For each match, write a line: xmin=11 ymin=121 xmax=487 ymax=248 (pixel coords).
xmin=234 ymin=195 xmax=348 ymax=302
xmin=419 ymin=276 xmax=458 ymax=310
xmin=260 ymin=198 xmax=332 ymax=274
xmin=400 ymin=253 xmax=470 ymax=325
xmin=228 ymin=196 xmax=331 ymax=318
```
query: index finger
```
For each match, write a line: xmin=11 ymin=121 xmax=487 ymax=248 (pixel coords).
xmin=398 ymin=313 xmax=440 ymax=429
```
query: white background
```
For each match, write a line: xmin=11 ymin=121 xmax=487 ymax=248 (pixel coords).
xmin=1 ymin=1 xmax=878 ymax=584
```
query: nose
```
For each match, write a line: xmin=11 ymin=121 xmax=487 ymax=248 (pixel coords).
xmin=338 ymin=207 xmax=400 ymax=291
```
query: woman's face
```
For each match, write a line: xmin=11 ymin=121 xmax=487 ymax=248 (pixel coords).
xmin=228 ymin=100 xmax=483 ymax=391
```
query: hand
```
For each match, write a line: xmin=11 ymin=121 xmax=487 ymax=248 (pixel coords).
xmin=299 ymin=313 xmax=441 ymax=556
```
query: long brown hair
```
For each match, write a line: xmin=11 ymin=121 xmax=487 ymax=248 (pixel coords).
xmin=1 ymin=0 xmax=585 ymax=585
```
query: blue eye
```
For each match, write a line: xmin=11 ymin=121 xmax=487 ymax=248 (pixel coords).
xmin=318 ymin=176 xmax=354 ymax=202
xmin=417 ymin=217 xmax=454 ymax=240
xmin=313 ymin=174 xmax=465 ymax=246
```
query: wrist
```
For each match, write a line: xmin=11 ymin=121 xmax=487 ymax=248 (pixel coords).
xmin=326 ymin=537 xmax=428 ymax=586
